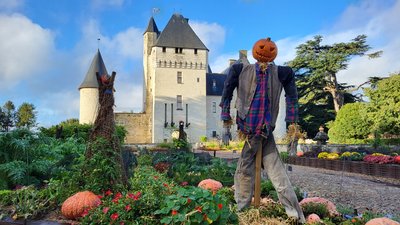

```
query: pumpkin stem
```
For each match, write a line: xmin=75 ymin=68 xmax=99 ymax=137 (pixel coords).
xmin=266 ymin=37 xmax=271 ymax=41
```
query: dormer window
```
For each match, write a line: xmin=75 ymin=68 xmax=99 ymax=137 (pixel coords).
xmin=194 ymin=49 xmax=198 ymax=54
xmin=175 ymin=48 xmax=183 ymax=54
xmin=162 ymin=47 xmax=166 ymax=52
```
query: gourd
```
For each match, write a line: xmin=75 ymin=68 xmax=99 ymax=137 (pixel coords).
xmin=365 ymin=217 xmax=400 ymax=225
xmin=300 ymin=197 xmax=339 ymax=217
xmin=61 ymin=191 xmax=101 ymax=219
xmin=394 ymin=155 xmax=400 ymax=164
xmin=198 ymin=179 xmax=223 ymax=194
xmin=296 ymin=151 xmax=304 ymax=157
xmin=306 ymin=213 xmax=321 ymax=224
xmin=252 ymin=37 xmax=278 ymax=63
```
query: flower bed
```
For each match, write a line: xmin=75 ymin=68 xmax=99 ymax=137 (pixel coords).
xmin=288 ymin=156 xmax=400 ymax=179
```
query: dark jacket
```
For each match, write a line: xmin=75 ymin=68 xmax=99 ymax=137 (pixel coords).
xmin=220 ymin=63 xmax=298 ymax=128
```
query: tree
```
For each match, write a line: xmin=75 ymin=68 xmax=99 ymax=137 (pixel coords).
xmin=16 ymin=103 xmax=37 ymax=128
xmin=327 ymin=102 xmax=371 ymax=144
xmin=365 ymin=73 xmax=400 ymax=136
xmin=2 ymin=101 xmax=16 ymax=131
xmin=287 ymin=35 xmax=379 ymax=112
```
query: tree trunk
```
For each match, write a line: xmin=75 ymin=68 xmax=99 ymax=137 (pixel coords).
xmin=324 ymin=73 xmax=344 ymax=113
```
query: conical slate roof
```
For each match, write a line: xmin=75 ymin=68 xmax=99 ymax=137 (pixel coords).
xmin=155 ymin=14 xmax=208 ymax=50
xmin=79 ymin=50 xmax=108 ymax=89
xmin=144 ymin=16 xmax=160 ymax=34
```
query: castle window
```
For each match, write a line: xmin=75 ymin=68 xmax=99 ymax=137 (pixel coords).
xmin=175 ymin=48 xmax=183 ymax=54
xmin=212 ymin=79 xmax=217 ymax=92
xmin=177 ymin=95 xmax=183 ymax=110
xmin=194 ymin=49 xmax=198 ymax=54
xmin=175 ymin=48 xmax=178 ymax=53
xmin=179 ymin=48 xmax=183 ymax=53
xmin=212 ymin=131 xmax=217 ymax=137
xmin=162 ymin=47 xmax=166 ymax=52
xmin=197 ymin=77 xmax=200 ymax=82
xmin=177 ymin=72 xmax=183 ymax=84
xmin=212 ymin=102 xmax=216 ymax=113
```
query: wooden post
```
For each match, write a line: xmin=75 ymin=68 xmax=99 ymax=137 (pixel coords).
xmin=254 ymin=144 xmax=262 ymax=207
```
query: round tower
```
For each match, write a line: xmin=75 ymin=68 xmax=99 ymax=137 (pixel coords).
xmin=79 ymin=49 xmax=108 ymax=124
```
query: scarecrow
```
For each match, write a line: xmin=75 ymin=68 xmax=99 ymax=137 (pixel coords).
xmin=220 ymin=37 xmax=305 ymax=223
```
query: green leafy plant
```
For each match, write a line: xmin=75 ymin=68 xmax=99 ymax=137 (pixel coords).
xmin=155 ymin=186 xmax=238 ymax=224
xmin=301 ymin=202 xmax=330 ymax=218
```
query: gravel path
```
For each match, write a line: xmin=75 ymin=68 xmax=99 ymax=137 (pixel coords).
xmin=287 ymin=165 xmax=400 ymax=216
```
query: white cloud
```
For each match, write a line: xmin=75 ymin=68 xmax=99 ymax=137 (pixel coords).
xmin=209 ymin=52 xmax=238 ymax=74
xmin=190 ymin=21 xmax=226 ymax=54
xmin=0 ymin=0 xmax=24 ymax=12
xmin=0 ymin=13 xmax=55 ymax=89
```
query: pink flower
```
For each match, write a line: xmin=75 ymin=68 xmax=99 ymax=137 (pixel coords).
xmin=300 ymin=197 xmax=339 ymax=216
xmin=102 ymin=207 xmax=110 ymax=214
xmin=111 ymin=213 xmax=119 ymax=221
xmin=119 ymin=222 xmax=125 ymax=225
xmin=180 ymin=181 xmax=188 ymax=186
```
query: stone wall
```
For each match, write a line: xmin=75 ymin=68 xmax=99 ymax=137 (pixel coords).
xmin=115 ymin=112 xmax=152 ymax=144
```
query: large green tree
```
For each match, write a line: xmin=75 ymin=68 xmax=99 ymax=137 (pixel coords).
xmin=287 ymin=35 xmax=379 ymax=137
xmin=16 ymin=103 xmax=37 ymax=128
xmin=1 ymin=101 xmax=16 ymax=131
xmin=365 ymin=73 xmax=400 ymax=136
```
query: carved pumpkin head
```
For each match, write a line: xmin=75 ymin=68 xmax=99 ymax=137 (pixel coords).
xmin=252 ymin=37 xmax=278 ymax=63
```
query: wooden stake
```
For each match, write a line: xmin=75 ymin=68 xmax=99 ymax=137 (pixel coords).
xmin=254 ymin=144 xmax=262 ymax=207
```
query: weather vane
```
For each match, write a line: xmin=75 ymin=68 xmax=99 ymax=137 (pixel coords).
xmin=97 ymin=38 xmax=100 ymax=49
xmin=152 ymin=7 xmax=160 ymax=16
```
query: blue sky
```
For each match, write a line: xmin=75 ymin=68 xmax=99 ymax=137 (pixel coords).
xmin=1 ymin=0 xmax=399 ymax=127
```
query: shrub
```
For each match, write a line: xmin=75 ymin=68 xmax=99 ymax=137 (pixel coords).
xmin=328 ymin=102 xmax=371 ymax=144
xmin=155 ymin=186 xmax=238 ymax=224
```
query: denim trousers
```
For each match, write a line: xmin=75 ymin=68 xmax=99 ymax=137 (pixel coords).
xmin=234 ymin=133 xmax=305 ymax=223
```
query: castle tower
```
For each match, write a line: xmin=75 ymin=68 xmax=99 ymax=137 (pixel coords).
xmin=143 ymin=17 xmax=159 ymax=114
xmin=149 ymin=14 xmax=209 ymax=143
xmin=79 ymin=49 xmax=108 ymax=124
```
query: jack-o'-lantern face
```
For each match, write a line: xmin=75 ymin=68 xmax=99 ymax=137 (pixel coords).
xmin=252 ymin=37 xmax=278 ymax=63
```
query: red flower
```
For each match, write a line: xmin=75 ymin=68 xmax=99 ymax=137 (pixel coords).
xmin=125 ymin=204 xmax=131 ymax=211
xmin=196 ymin=206 xmax=202 ymax=212
xmin=112 ymin=198 xmax=119 ymax=203
xmin=105 ymin=190 xmax=113 ymax=196
xmin=133 ymin=192 xmax=141 ymax=200
xmin=180 ymin=181 xmax=188 ymax=186
xmin=119 ymin=222 xmax=125 ymax=225
xmin=163 ymin=183 xmax=169 ymax=187
xmin=97 ymin=195 xmax=104 ymax=199
xmin=102 ymin=207 xmax=110 ymax=214
xmin=111 ymin=213 xmax=119 ymax=221
xmin=187 ymin=198 xmax=192 ymax=204
xmin=80 ymin=208 xmax=89 ymax=217
xmin=171 ymin=210 xmax=178 ymax=216
xmin=154 ymin=176 xmax=159 ymax=180
xmin=203 ymin=213 xmax=208 ymax=221
xmin=115 ymin=192 xmax=122 ymax=199
xmin=218 ymin=203 xmax=223 ymax=210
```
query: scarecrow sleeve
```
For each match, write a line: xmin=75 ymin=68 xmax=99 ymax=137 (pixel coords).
xmin=219 ymin=63 xmax=242 ymax=121
xmin=278 ymin=66 xmax=299 ymax=123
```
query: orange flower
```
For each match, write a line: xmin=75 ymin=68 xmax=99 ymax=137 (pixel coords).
xmin=196 ymin=206 xmax=202 ymax=212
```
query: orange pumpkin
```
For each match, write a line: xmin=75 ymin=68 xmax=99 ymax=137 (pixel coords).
xmin=365 ymin=217 xmax=400 ymax=225
xmin=252 ymin=37 xmax=278 ymax=63
xmin=61 ymin=191 xmax=101 ymax=220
